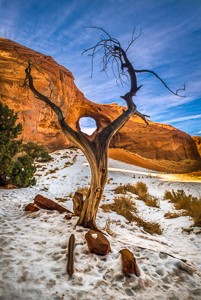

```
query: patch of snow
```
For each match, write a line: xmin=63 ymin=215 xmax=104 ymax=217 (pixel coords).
xmin=91 ymin=233 xmax=98 ymax=239
xmin=0 ymin=148 xmax=201 ymax=299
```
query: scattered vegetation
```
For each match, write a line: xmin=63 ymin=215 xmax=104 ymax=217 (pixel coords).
xmin=114 ymin=182 xmax=159 ymax=208
xmin=101 ymin=196 xmax=162 ymax=235
xmin=164 ymin=190 xmax=201 ymax=227
xmin=102 ymin=196 xmax=136 ymax=222
xmin=102 ymin=218 xmax=117 ymax=237
xmin=114 ymin=183 xmax=136 ymax=194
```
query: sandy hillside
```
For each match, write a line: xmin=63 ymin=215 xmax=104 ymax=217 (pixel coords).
xmin=0 ymin=149 xmax=201 ymax=300
xmin=109 ymin=148 xmax=201 ymax=174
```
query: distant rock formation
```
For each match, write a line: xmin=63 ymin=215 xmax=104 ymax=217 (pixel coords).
xmin=192 ymin=136 xmax=201 ymax=157
xmin=0 ymin=37 xmax=200 ymax=165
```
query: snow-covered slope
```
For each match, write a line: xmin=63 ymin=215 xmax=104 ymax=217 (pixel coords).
xmin=0 ymin=149 xmax=201 ymax=300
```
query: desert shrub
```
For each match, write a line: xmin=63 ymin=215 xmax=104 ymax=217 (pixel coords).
xmin=164 ymin=190 xmax=201 ymax=227
xmin=102 ymin=196 xmax=136 ymax=222
xmin=114 ymin=182 xmax=159 ymax=208
xmin=113 ymin=185 xmax=127 ymax=194
xmin=133 ymin=182 xmax=147 ymax=199
xmin=101 ymin=196 xmax=162 ymax=234
xmin=0 ymin=103 xmax=22 ymax=185
xmin=134 ymin=216 xmax=162 ymax=235
xmin=144 ymin=196 xmax=159 ymax=208
xmin=22 ymin=142 xmax=51 ymax=162
xmin=0 ymin=103 xmax=50 ymax=187
xmin=11 ymin=155 xmax=36 ymax=187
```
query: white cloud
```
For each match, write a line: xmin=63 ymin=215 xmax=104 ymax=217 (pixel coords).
xmin=163 ymin=114 xmax=201 ymax=124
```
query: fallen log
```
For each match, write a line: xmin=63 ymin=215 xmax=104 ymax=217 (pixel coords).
xmin=67 ymin=234 xmax=75 ymax=276
xmin=34 ymin=194 xmax=72 ymax=214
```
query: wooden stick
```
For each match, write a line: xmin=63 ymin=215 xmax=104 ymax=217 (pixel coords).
xmin=67 ymin=234 xmax=75 ymax=276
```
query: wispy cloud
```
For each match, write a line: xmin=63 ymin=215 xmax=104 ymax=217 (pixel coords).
xmin=163 ymin=114 xmax=201 ymax=124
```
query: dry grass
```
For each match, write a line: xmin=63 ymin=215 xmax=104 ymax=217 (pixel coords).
xmin=164 ymin=190 xmax=201 ymax=227
xmin=144 ymin=196 xmax=159 ymax=208
xmin=114 ymin=182 xmax=159 ymax=208
xmin=134 ymin=216 xmax=162 ymax=235
xmin=164 ymin=211 xmax=188 ymax=219
xmin=113 ymin=185 xmax=127 ymax=194
xmin=101 ymin=196 xmax=162 ymax=235
xmin=102 ymin=196 xmax=136 ymax=222
xmin=102 ymin=218 xmax=117 ymax=237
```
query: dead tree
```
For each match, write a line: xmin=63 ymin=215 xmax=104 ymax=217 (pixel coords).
xmin=24 ymin=27 xmax=185 ymax=230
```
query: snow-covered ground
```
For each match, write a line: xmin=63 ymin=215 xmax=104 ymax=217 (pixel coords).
xmin=0 ymin=149 xmax=201 ymax=300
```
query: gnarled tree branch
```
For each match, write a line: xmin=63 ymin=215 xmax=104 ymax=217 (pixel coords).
xmin=134 ymin=69 xmax=186 ymax=97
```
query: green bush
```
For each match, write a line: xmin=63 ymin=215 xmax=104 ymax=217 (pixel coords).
xmin=11 ymin=155 xmax=36 ymax=187
xmin=0 ymin=103 xmax=22 ymax=185
xmin=0 ymin=103 xmax=51 ymax=187
xmin=22 ymin=142 xmax=51 ymax=162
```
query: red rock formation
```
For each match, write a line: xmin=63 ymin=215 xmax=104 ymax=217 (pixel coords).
xmin=192 ymin=136 xmax=201 ymax=157
xmin=0 ymin=37 xmax=200 ymax=163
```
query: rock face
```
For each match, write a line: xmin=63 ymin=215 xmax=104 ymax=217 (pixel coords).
xmin=192 ymin=136 xmax=201 ymax=157
xmin=0 ymin=37 xmax=200 ymax=162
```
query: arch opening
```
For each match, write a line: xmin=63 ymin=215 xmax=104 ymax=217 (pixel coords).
xmin=79 ymin=117 xmax=97 ymax=135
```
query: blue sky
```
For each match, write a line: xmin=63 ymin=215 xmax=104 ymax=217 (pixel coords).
xmin=0 ymin=0 xmax=201 ymax=136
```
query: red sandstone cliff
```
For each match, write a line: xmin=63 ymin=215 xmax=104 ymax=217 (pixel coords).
xmin=0 ymin=38 xmax=200 ymax=167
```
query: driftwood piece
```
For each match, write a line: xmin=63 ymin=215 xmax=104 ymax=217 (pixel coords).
xmin=119 ymin=248 xmax=141 ymax=277
xmin=72 ymin=192 xmax=83 ymax=216
xmin=34 ymin=194 xmax=72 ymax=214
xmin=67 ymin=234 xmax=75 ymax=276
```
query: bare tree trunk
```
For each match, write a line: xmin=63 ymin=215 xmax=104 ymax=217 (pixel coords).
xmin=24 ymin=62 xmax=135 ymax=230
xmin=77 ymin=150 xmax=108 ymax=229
